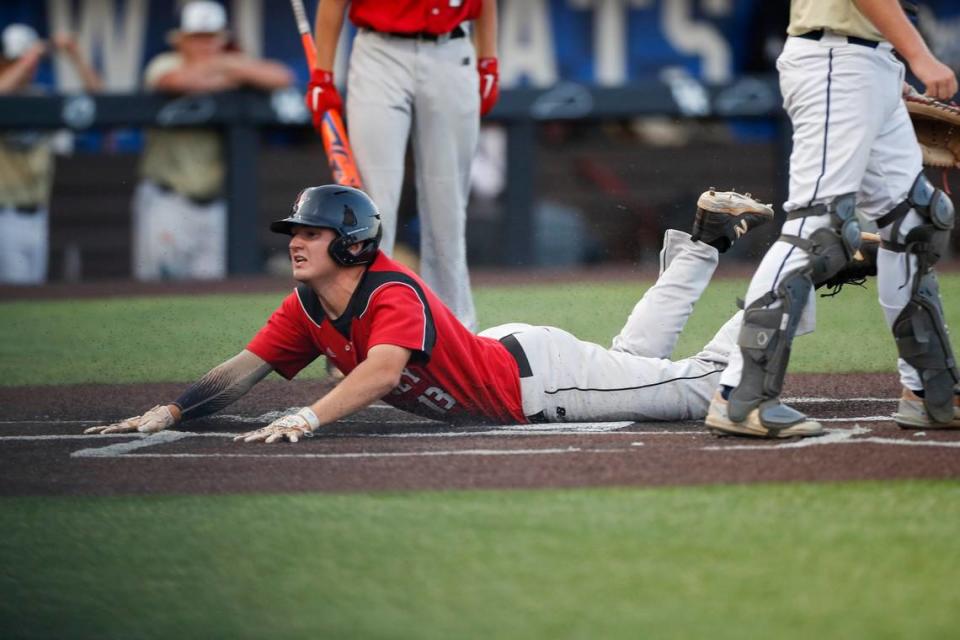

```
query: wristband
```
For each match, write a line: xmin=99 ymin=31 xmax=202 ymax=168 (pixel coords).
xmin=297 ymin=406 xmax=321 ymax=431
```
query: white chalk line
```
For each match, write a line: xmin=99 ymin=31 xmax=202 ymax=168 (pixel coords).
xmin=72 ymin=431 xmax=190 ymax=458
xmin=105 ymin=447 xmax=628 ymax=460
xmin=702 ymin=425 xmax=960 ymax=451
xmin=0 ymin=419 xmax=102 ymax=425
xmin=0 ymin=396 xmax=899 ymax=428
xmin=0 ymin=429 xmax=695 ymax=443
xmin=781 ymin=397 xmax=895 ymax=404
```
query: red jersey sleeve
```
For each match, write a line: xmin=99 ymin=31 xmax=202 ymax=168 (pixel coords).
xmin=364 ymin=283 xmax=436 ymax=363
xmin=246 ymin=292 xmax=322 ymax=379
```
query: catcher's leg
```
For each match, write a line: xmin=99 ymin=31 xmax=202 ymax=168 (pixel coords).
xmin=875 ymin=172 xmax=960 ymax=427
xmin=711 ymin=194 xmax=862 ymax=438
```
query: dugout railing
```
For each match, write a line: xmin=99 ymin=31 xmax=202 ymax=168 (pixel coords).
xmin=0 ymin=75 xmax=787 ymax=275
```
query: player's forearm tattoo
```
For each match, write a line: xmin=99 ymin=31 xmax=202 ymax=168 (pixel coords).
xmin=174 ymin=350 xmax=273 ymax=421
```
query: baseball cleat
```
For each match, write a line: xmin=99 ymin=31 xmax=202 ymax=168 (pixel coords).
xmin=704 ymin=391 xmax=824 ymax=438
xmin=692 ymin=189 xmax=774 ymax=253
xmin=892 ymin=387 xmax=960 ymax=429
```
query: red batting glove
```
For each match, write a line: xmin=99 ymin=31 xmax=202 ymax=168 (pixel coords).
xmin=478 ymin=57 xmax=499 ymax=117
xmin=305 ymin=68 xmax=343 ymax=131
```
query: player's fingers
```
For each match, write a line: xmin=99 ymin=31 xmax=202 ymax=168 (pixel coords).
xmin=265 ymin=432 xmax=282 ymax=444
xmin=83 ymin=425 xmax=109 ymax=434
xmin=288 ymin=431 xmax=299 ymax=444
xmin=99 ymin=425 xmax=127 ymax=434
xmin=235 ymin=429 xmax=262 ymax=442
xmin=93 ymin=417 xmax=141 ymax=434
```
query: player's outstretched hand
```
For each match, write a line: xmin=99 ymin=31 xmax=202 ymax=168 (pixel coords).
xmin=84 ymin=405 xmax=177 ymax=434
xmin=234 ymin=409 xmax=319 ymax=444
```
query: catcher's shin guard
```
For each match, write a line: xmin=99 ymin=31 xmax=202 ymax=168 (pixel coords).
xmin=892 ymin=274 xmax=960 ymax=422
xmin=727 ymin=267 xmax=813 ymax=428
xmin=879 ymin=172 xmax=959 ymax=423
xmin=728 ymin=193 xmax=860 ymax=429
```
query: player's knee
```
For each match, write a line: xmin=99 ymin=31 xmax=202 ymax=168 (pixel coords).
xmin=780 ymin=193 xmax=861 ymax=283
xmin=877 ymin=172 xmax=954 ymax=269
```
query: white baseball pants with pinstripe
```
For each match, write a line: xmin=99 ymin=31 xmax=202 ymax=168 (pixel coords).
xmin=719 ymin=32 xmax=931 ymax=393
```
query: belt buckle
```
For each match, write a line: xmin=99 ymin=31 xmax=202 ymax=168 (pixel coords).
xmin=435 ymin=31 xmax=451 ymax=45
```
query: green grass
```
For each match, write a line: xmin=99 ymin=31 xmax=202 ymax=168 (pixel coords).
xmin=4 ymin=277 xmax=960 ymax=638
xmin=2 ymin=481 xmax=960 ymax=639
xmin=2 ymin=275 xmax=958 ymax=386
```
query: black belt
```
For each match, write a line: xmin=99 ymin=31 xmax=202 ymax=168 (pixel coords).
xmin=153 ymin=180 xmax=221 ymax=207
xmin=796 ymin=30 xmax=880 ymax=49
xmin=499 ymin=334 xmax=547 ymax=423
xmin=500 ymin=334 xmax=532 ymax=378
xmin=377 ymin=25 xmax=465 ymax=42
xmin=6 ymin=204 xmax=41 ymax=215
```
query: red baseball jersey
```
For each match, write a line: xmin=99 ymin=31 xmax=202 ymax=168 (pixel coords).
xmin=247 ymin=252 xmax=526 ymax=424
xmin=349 ymin=0 xmax=483 ymax=35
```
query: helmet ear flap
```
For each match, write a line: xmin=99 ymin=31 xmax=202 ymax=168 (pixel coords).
xmin=328 ymin=233 xmax=378 ymax=266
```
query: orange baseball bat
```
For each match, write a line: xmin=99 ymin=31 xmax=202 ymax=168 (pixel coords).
xmin=289 ymin=0 xmax=363 ymax=189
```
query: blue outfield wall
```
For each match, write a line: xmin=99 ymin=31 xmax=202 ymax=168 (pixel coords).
xmin=2 ymin=0 xmax=958 ymax=94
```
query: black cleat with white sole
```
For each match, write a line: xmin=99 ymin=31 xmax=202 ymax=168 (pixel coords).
xmin=691 ymin=188 xmax=774 ymax=253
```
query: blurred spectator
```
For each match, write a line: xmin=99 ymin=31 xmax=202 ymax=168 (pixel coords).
xmin=132 ymin=0 xmax=293 ymax=281
xmin=0 ymin=24 xmax=102 ymax=284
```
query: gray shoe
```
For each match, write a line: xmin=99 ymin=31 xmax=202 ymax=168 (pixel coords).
xmin=692 ymin=189 xmax=774 ymax=253
xmin=893 ymin=387 xmax=960 ymax=429
xmin=705 ymin=391 xmax=824 ymax=438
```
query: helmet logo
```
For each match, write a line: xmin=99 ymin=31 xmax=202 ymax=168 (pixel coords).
xmin=293 ymin=190 xmax=309 ymax=214
xmin=342 ymin=206 xmax=357 ymax=227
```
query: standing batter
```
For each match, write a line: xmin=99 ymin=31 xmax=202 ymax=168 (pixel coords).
xmin=705 ymin=0 xmax=960 ymax=438
xmin=85 ymin=185 xmax=783 ymax=442
xmin=304 ymin=0 xmax=499 ymax=331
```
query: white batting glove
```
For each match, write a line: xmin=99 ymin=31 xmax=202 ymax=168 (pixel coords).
xmin=84 ymin=405 xmax=176 ymax=434
xmin=234 ymin=407 xmax=320 ymax=444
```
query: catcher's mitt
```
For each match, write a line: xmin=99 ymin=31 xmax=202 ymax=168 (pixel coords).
xmin=817 ymin=232 xmax=880 ymax=298
xmin=904 ymin=86 xmax=960 ymax=170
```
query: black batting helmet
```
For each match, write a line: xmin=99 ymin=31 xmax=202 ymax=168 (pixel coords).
xmin=270 ymin=185 xmax=382 ymax=266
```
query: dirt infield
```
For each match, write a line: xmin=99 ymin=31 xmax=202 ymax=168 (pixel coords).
xmin=3 ymin=372 xmax=960 ymax=497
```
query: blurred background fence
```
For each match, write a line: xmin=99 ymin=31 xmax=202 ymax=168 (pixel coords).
xmin=1 ymin=0 xmax=958 ymax=280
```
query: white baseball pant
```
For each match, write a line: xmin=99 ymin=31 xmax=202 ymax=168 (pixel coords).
xmin=346 ymin=28 xmax=479 ymax=331
xmin=480 ymin=230 xmax=741 ymax=422
xmin=720 ymin=33 xmax=930 ymax=392
xmin=0 ymin=204 xmax=48 ymax=284
xmin=131 ymin=179 xmax=227 ymax=281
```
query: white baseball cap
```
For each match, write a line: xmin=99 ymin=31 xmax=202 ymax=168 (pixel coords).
xmin=166 ymin=1 xmax=229 ymax=46
xmin=2 ymin=23 xmax=39 ymax=59
xmin=180 ymin=1 xmax=227 ymax=34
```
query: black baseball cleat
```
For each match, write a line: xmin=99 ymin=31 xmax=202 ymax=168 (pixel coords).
xmin=691 ymin=188 xmax=774 ymax=253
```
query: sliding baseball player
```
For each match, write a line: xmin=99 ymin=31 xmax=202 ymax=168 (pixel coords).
xmin=85 ymin=185 xmax=838 ymax=442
